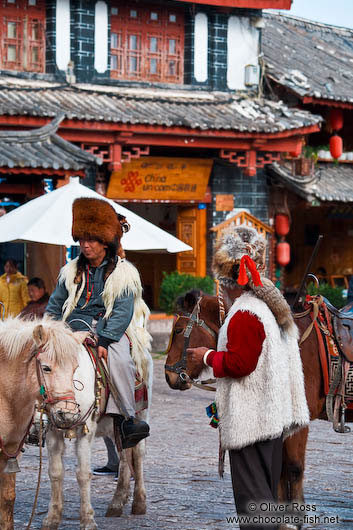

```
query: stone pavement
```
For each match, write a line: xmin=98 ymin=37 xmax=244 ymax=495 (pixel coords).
xmin=13 ymin=357 xmax=353 ymax=529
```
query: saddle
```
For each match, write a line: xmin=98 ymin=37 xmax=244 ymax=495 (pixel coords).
xmin=323 ymin=297 xmax=353 ymax=363
xmin=299 ymin=295 xmax=353 ymax=433
xmin=84 ymin=339 xmax=148 ymax=419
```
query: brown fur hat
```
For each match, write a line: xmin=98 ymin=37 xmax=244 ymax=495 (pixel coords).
xmin=72 ymin=198 xmax=122 ymax=252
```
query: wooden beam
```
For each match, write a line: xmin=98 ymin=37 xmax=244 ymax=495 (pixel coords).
xmin=302 ymin=96 xmax=353 ymax=110
xmin=0 ymin=115 xmax=320 ymax=141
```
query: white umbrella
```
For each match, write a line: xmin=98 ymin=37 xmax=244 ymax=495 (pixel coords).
xmin=0 ymin=177 xmax=192 ymax=253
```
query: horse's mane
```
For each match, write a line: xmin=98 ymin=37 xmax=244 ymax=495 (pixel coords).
xmin=0 ymin=316 xmax=79 ymax=365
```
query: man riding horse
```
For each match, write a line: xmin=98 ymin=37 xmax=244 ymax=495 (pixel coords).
xmin=187 ymin=225 xmax=309 ymax=530
xmin=45 ymin=197 xmax=149 ymax=449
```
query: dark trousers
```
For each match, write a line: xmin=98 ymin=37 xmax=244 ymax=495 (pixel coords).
xmin=229 ymin=435 xmax=283 ymax=530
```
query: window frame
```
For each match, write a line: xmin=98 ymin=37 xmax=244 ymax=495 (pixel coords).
xmin=0 ymin=0 xmax=46 ymax=73
xmin=110 ymin=4 xmax=184 ymax=84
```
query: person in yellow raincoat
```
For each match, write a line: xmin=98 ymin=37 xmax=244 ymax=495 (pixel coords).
xmin=0 ymin=258 xmax=29 ymax=318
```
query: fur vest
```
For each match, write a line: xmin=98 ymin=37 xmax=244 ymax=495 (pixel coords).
xmin=216 ymin=292 xmax=309 ymax=450
xmin=58 ymin=256 xmax=151 ymax=382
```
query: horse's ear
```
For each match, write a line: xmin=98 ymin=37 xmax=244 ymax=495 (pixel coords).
xmin=73 ymin=331 xmax=89 ymax=344
xmin=184 ymin=291 xmax=199 ymax=313
xmin=33 ymin=324 xmax=47 ymax=346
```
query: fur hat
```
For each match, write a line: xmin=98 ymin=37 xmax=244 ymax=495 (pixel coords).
xmin=213 ymin=225 xmax=266 ymax=283
xmin=72 ymin=198 xmax=123 ymax=253
xmin=213 ymin=225 xmax=295 ymax=335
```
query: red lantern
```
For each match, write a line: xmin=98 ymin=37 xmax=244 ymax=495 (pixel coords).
xmin=330 ymin=109 xmax=344 ymax=131
xmin=276 ymin=242 xmax=290 ymax=267
xmin=329 ymin=135 xmax=343 ymax=159
xmin=275 ymin=214 xmax=290 ymax=237
xmin=289 ymin=143 xmax=302 ymax=158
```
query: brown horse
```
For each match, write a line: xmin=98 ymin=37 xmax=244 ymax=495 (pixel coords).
xmin=0 ymin=316 xmax=86 ymax=530
xmin=164 ymin=291 xmax=336 ymax=529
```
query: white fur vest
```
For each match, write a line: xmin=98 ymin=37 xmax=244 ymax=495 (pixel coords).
xmin=58 ymin=256 xmax=152 ymax=382
xmin=216 ymin=292 xmax=309 ymax=451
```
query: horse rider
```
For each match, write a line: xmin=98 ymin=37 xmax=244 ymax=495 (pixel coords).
xmin=45 ymin=197 xmax=150 ymax=449
xmin=187 ymin=226 xmax=309 ymax=530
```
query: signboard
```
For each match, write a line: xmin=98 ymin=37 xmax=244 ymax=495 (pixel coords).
xmin=215 ymin=194 xmax=234 ymax=211
xmin=107 ymin=157 xmax=213 ymax=201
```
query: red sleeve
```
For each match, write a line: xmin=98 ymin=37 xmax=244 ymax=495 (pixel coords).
xmin=206 ymin=311 xmax=265 ymax=378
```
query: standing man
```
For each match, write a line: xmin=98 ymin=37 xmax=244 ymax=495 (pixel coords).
xmin=187 ymin=226 xmax=309 ymax=530
xmin=46 ymin=198 xmax=150 ymax=449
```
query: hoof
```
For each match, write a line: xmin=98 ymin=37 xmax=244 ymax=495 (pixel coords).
xmin=105 ymin=505 xmax=123 ymax=517
xmin=80 ymin=522 xmax=98 ymax=530
xmin=131 ymin=502 xmax=146 ymax=515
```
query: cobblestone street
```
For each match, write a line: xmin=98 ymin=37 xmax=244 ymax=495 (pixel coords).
xmin=12 ymin=357 xmax=353 ymax=530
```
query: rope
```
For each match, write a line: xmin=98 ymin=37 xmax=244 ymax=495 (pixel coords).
xmin=25 ymin=409 xmax=44 ymax=530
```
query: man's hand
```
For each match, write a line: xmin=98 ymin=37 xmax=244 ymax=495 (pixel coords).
xmin=186 ymin=346 xmax=209 ymax=366
xmin=97 ymin=346 xmax=108 ymax=361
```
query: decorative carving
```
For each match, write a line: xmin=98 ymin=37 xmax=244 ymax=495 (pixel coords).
xmin=80 ymin=144 xmax=112 ymax=162
xmin=219 ymin=149 xmax=281 ymax=176
xmin=121 ymin=146 xmax=150 ymax=164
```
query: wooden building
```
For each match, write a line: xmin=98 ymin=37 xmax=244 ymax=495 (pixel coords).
xmin=263 ymin=13 xmax=353 ymax=292
xmin=0 ymin=0 xmax=329 ymax=307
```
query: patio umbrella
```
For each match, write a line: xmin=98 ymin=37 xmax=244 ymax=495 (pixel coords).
xmin=0 ymin=177 xmax=192 ymax=252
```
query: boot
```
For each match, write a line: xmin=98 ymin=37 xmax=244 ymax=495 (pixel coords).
xmin=114 ymin=415 xmax=150 ymax=449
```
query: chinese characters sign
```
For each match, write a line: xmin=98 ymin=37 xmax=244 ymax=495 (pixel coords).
xmin=107 ymin=157 xmax=213 ymax=201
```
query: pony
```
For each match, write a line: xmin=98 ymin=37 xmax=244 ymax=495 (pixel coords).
xmin=164 ymin=291 xmax=352 ymax=530
xmin=42 ymin=337 xmax=153 ymax=530
xmin=0 ymin=316 xmax=83 ymax=530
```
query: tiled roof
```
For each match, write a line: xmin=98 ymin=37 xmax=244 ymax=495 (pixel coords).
xmin=0 ymin=115 xmax=101 ymax=170
xmin=269 ymin=161 xmax=353 ymax=202
xmin=263 ymin=13 xmax=353 ymax=104
xmin=0 ymin=76 xmax=321 ymax=134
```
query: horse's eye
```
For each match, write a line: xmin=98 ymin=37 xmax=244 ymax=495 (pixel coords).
xmin=175 ymin=328 xmax=183 ymax=335
xmin=42 ymin=366 xmax=52 ymax=373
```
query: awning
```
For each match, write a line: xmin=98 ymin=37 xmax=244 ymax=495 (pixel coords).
xmin=0 ymin=177 xmax=192 ymax=252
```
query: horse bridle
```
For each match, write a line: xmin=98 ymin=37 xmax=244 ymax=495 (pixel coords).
xmin=0 ymin=349 xmax=78 ymax=460
xmin=164 ymin=297 xmax=217 ymax=378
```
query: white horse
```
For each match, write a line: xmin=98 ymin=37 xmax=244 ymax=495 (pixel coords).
xmin=42 ymin=330 xmax=153 ymax=530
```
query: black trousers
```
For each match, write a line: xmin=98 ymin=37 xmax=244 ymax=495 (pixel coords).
xmin=229 ymin=435 xmax=283 ymax=530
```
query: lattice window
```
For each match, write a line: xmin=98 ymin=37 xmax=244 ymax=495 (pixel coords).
xmin=0 ymin=0 xmax=45 ymax=72
xmin=110 ymin=3 xmax=184 ymax=83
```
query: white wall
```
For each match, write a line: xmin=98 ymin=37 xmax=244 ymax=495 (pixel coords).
xmin=194 ymin=12 xmax=208 ymax=83
xmin=227 ymin=17 xmax=259 ymax=90
xmin=56 ymin=0 xmax=71 ymax=71
xmin=94 ymin=1 xmax=108 ymax=74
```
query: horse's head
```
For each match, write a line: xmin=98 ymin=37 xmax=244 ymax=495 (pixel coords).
xmin=32 ymin=322 xmax=87 ymax=429
xmin=164 ymin=293 xmax=220 ymax=390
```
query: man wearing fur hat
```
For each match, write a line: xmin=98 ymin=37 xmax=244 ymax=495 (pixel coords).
xmin=187 ymin=226 xmax=309 ymax=530
xmin=46 ymin=198 xmax=150 ymax=449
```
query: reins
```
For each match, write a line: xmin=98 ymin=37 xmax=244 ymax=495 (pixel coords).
xmin=165 ymin=296 xmax=221 ymax=391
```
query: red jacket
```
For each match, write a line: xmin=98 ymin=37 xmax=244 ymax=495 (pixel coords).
xmin=206 ymin=310 xmax=265 ymax=378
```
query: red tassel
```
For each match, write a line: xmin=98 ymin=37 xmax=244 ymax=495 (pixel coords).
xmin=237 ymin=255 xmax=263 ymax=287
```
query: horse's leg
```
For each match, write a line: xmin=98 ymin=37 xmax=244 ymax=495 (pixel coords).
xmin=131 ymin=441 xmax=146 ymax=515
xmin=41 ymin=430 xmax=65 ymax=530
xmin=105 ymin=448 xmax=131 ymax=517
xmin=0 ymin=472 xmax=16 ymax=530
xmin=75 ymin=426 xmax=98 ymax=530
xmin=279 ymin=427 xmax=309 ymax=530
xmin=287 ymin=427 xmax=308 ymax=505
